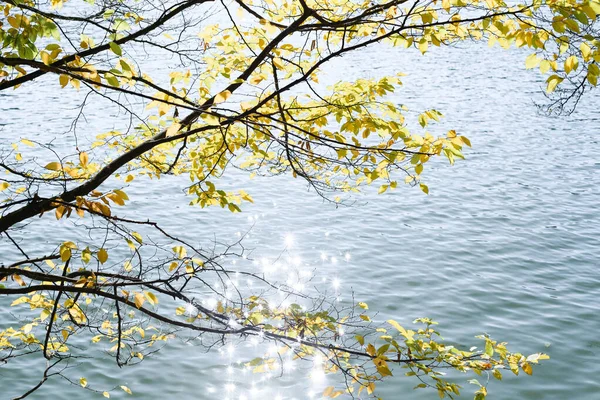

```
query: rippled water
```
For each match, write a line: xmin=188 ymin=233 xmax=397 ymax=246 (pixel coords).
xmin=1 ymin=39 xmax=599 ymax=399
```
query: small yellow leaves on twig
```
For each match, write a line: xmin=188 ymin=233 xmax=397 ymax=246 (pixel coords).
xmin=173 ymin=246 xmax=187 ymax=259
xmin=120 ymin=386 xmax=132 ymax=395
xmin=60 ymin=241 xmax=76 ymax=261
xmin=79 ymin=377 xmax=88 ymax=388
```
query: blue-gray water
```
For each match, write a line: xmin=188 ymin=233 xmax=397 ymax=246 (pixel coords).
xmin=1 ymin=41 xmax=599 ymax=399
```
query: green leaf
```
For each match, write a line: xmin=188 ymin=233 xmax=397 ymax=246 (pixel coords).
xmin=109 ymin=41 xmax=122 ymax=56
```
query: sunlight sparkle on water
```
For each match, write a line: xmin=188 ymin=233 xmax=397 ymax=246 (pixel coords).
xmin=310 ymin=368 xmax=325 ymax=383
xmin=268 ymin=344 xmax=278 ymax=356
xmin=284 ymin=233 xmax=295 ymax=248
xmin=226 ymin=344 xmax=235 ymax=356
xmin=185 ymin=303 xmax=197 ymax=315
xmin=225 ymin=383 xmax=236 ymax=392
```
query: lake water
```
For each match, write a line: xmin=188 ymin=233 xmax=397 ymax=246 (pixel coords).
xmin=1 ymin=31 xmax=599 ymax=400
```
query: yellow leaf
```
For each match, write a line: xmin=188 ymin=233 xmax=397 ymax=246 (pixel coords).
xmin=580 ymin=42 xmax=592 ymax=61
xmin=166 ymin=122 xmax=181 ymax=137
xmin=418 ymin=39 xmax=428 ymax=55
xmin=387 ymin=319 xmax=407 ymax=335
xmin=45 ymin=162 xmax=61 ymax=171
xmin=80 ymin=377 xmax=88 ymax=388
xmin=524 ymin=53 xmax=540 ymax=69
xmin=0 ymin=182 xmax=9 ymax=191
xmin=20 ymin=139 xmax=35 ymax=147
xmin=114 ymin=189 xmax=129 ymax=201
xmin=40 ymin=309 xmax=51 ymax=321
xmin=98 ymin=248 xmax=108 ymax=264
xmin=358 ymin=302 xmax=368 ymax=310
xmin=145 ymin=291 xmax=158 ymax=306
xmin=493 ymin=369 xmax=502 ymax=380
xmin=60 ymin=247 xmax=71 ymax=262
xmin=539 ymin=60 xmax=551 ymax=74
xmin=79 ymin=152 xmax=89 ymax=166
xmin=214 ymin=90 xmax=231 ymax=104
xmin=55 ymin=206 xmax=66 ymax=220
xmin=367 ymin=382 xmax=375 ymax=395
xmin=546 ymin=75 xmax=563 ymax=93
xmin=11 ymin=296 xmax=29 ymax=306
xmin=522 ymin=362 xmax=533 ymax=375
xmin=564 ymin=55 xmax=579 ymax=74
xmin=59 ymin=74 xmax=69 ymax=88
xmin=120 ymin=385 xmax=132 ymax=395
xmin=134 ymin=293 xmax=145 ymax=309
xmin=173 ymin=246 xmax=187 ymax=258
xmin=131 ymin=232 xmax=143 ymax=244
xmin=103 ymin=392 xmax=110 ymax=398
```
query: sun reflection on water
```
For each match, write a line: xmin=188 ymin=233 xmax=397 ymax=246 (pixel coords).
xmin=205 ymin=222 xmax=356 ymax=400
